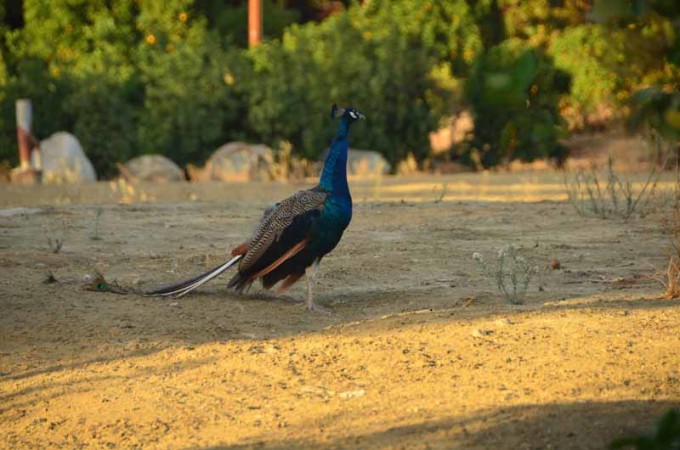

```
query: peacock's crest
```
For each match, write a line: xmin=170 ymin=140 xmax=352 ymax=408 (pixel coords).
xmin=331 ymin=104 xmax=365 ymax=121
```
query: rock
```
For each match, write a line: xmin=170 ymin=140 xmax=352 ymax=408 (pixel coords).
xmin=494 ymin=318 xmax=512 ymax=327
xmin=347 ymin=149 xmax=390 ymax=176
xmin=119 ymin=155 xmax=184 ymax=182
xmin=338 ymin=389 xmax=366 ymax=399
xmin=472 ymin=328 xmax=493 ymax=338
xmin=33 ymin=132 xmax=96 ymax=183
xmin=319 ymin=148 xmax=390 ymax=176
xmin=188 ymin=142 xmax=274 ymax=182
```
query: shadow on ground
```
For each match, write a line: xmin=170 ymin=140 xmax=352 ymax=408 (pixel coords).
xmin=211 ymin=400 xmax=679 ymax=450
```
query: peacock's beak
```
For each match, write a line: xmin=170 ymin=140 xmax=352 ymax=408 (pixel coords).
xmin=357 ymin=111 xmax=366 ymax=120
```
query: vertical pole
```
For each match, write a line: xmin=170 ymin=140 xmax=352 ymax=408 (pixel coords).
xmin=248 ymin=0 xmax=262 ymax=47
xmin=16 ymin=99 xmax=32 ymax=169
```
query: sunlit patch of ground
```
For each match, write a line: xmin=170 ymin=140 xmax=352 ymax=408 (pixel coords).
xmin=0 ymin=171 xmax=676 ymax=206
xmin=0 ymin=172 xmax=678 ymax=449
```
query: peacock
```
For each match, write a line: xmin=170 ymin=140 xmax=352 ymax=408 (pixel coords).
xmin=147 ymin=104 xmax=364 ymax=312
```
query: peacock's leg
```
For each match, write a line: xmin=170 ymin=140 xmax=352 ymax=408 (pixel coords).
xmin=275 ymin=273 xmax=304 ymax=303
xmin=305 ymin=259 xmax=330 ymax=314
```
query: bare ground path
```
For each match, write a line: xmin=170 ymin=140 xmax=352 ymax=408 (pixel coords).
xmin=0 ymin=174 xmax=678 ymax=449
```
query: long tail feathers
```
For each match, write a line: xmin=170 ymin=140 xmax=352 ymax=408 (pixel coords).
xmin=146 ymin=255 xmax=242 ymax=298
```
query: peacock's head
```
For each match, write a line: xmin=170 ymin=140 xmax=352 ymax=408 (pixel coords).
xmin=331 ymin=104 xmax=365 ymax=122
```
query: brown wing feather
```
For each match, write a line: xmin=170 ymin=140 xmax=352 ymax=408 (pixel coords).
xmin=246 ymin=239 xmax=308 ymax=281
xmin=239 ymin=188 xmax=327 ymax=273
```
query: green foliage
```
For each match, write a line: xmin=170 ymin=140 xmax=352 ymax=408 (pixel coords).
xmin=550 ymin=22 xmax=671 ymax=125
xmin=0 ymin=58 xmax=73 ymax=165
xmin=0 ymin=0 xmax=140 ymax=174
xmin=245 ymin=11 xmax=443 ymax=168
xmin=609 ymin=409 xmax=680 ymax=450
xmin=472 ymin=245 xmax=539 ymax=305
xmin=5 ymin=0 xmax=138 ymax=79
xmin=0 ymin=0 xmax=245 ymax=176
xmin=134 ymin=1 xmax=243 ymax=166
xmin=628 ymin=87 xmax=680 ymax=141
xmin=549 ymin=25 xmax=620 ymax=120
xmin=0 ymin=49 xmax=7 ymax=158
xmin=197 ymin=0 xmax=300 ymax=48
xmin=588 ymin=0 xmax=680 ymax=141
xmin=0 ymin=51 xmax=6 ymax=93
xmin=501 ymin=0 xmax=588 ymax=46
xmin=462 ymin=39 xmax=570 ymax=167
xmin=0 ymin=0 xmax=677 ymax=174
xmin=66 ymin=75 xmax=139 ymax=176
xmin=357 ymin=0 xmax=485 ymax=76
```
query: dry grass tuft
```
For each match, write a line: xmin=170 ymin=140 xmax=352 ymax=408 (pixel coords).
xmin=565 ymin=156 xmax=666 ymax=220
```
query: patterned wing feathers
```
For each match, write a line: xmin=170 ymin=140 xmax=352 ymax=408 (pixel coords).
xmin=246 ymin=239 xmax=308 ymax=282
xmin=239 ymin=189 xmax=327 ymax=273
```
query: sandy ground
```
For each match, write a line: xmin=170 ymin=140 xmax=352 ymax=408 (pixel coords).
xmin=0 ymin=173 xmax=678 ymax=449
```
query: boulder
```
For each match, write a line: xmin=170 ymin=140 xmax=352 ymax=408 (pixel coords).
xmin=119 ymin=154 xmax=184 ymax=182
xmin=318 ymin=148 xmax=390 ymax=177
xmin=32 ymin=132 xmax=96 ymax=183
xmin=188 ymin=142 xmax=274 ymax=182
xmin=348 ymin=149 xmax=390 ymax=176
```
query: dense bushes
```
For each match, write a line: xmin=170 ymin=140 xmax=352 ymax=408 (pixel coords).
xmin=245 ymin=12 xmax=442 ymax=167
xmin=134 ymin=4 xmax=244 ymax=166
xmin=0 ymin=0 xmax=445 ymax=174
xmin=549 ymin=23 xmax=672 ymax=129
xmin=462 ymin=40 xmax=570 ymax=167
xmin=0 ymin=0 xmax=245 ymax=176
xmin=0 ymin=0 xmax=677 ymax=175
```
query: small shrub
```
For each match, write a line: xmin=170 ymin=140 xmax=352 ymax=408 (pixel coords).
xmin=565 ymin=157 xmax=666 ymax=220
xmin=42 ymin=271 xmax=58 ymax=284
xmin=42 ymin=218 xmax=68 ymax=254
xmin=432 ymin=182 xmax=448 ymax=203
xmin=652 ymin=256 xmax=680 ymax=299
xmin=656 ymin=155 xmax=680 ymax=299
xmin=472 ymin=245 xmax=539 ymax=305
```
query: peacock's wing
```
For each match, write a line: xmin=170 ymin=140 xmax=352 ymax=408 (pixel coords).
xmin=233 ymin=187 xmax=328 ymax=284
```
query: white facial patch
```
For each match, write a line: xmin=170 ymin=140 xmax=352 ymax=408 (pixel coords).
xmin=349 ymin=111 xmax=358 ymax=119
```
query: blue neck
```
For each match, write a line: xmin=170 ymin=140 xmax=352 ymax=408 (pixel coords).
xmin=319 ymin=119 xmax=352 ymax=195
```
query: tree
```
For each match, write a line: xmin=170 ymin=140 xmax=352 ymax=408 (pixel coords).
xmin=1 ymin=0 xmax=139 ymax=174
xmin=463 ymin=39 xmax=570 ymax=167
xmin=245 ymin=10 xmax=443 ymax=168
xmin=134 ymin=0 xmax=243 ymax=165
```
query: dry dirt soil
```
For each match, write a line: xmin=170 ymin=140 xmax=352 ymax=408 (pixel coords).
xmin=0 ymin=173 xmax=678 ymax=449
